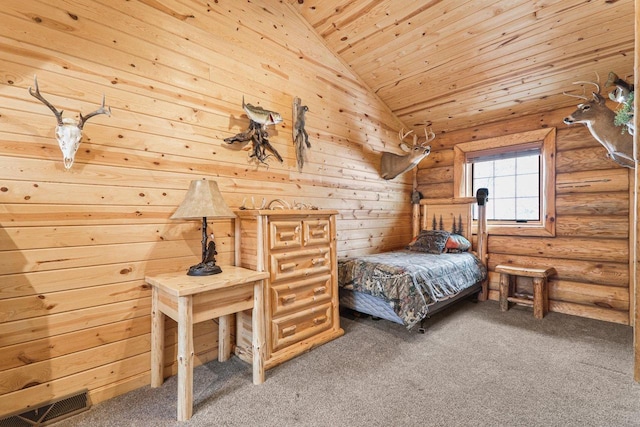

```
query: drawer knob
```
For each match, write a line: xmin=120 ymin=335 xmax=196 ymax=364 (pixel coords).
xmin=313 ymin=316 xmax=328 ymax=325
xmin=281 ymin=294 xmax=296 ymax=304
xmin=282 ymin=325 xmax=297 ymax=337
xmin=280 ymin=262 xmax=296 ymax=271
xmin=311 ymin=229 xmax=325 ymax=237
xmin=313 ymin=286 xmax=326 ymax=294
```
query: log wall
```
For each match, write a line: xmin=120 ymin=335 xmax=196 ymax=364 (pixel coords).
xmin=0 ymin=0 xmax=409 ymax=415
xmin=417 ymin=107 xmax=632 ymax=326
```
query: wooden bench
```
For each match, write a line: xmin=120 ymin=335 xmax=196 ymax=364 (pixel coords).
xmin=496 ymin=265 xmax=556 ymax=319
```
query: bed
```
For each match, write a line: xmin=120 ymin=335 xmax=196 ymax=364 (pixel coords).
xmin=338 ymin=188 xmax=489 ymax=330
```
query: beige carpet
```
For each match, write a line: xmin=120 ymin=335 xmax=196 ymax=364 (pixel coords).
xmin=54 ymin=300 xmax=640 ymax=426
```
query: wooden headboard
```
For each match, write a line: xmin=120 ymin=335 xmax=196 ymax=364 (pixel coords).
xmin=411 ymin=189 xmax=489 ymax=299
xmin=416 ymin=197 xmax=476 ymax=241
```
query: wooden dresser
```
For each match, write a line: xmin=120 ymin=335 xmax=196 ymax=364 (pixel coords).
xmin=234 ymin=209 xmax=344 ymax=370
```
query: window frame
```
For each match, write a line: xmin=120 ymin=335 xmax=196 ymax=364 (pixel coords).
xmin=453 ymin=128 xmax=556 ymax=237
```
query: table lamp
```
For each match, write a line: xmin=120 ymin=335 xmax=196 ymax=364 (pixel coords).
xmin=170 ymin=179 xmax=236 ymax=276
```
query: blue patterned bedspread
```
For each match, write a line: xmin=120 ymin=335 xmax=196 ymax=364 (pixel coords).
xmin=338 ymin=250 xmax=487 ymax=328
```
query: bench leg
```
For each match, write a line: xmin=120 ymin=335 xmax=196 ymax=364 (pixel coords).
xmin=533 ymin=278 xmax=546 ymax=319
xmin=499 ymin=273 xmax=510 ymax=311
xmin=543 ymin=277 xmax=549 ymax=314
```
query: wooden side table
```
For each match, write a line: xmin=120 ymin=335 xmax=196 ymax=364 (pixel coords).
xmin=496 ymin=264 xmax=556 ymax=319
xmin=146 ymin=266 xmax=269 ymax=421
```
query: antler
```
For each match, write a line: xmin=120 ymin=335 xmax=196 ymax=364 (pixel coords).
xmin=562 ymin=87 xmax=589 ymax=101
xmin=423 ymin=127 xmax=436 ymax=145
xmin=28 ymin=75 xmax=64 ymax=126
xmin=572 ymin=80 xmax=601 ymax=94
xmin=78 ymin=94 xmax=111 ymax=129
xmin=563 ymin=72 xmax=602 ymax=101
xmin=398 ymin=128 xmax=415 ymax=143
xmin=399 ymin=127 xmax=435 ymax=148
xmin=572 ymin=72 xmax=601 ymax=94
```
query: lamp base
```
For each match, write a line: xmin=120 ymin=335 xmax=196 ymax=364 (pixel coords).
xmin=187 ymin=261 xmax=222 ymax=276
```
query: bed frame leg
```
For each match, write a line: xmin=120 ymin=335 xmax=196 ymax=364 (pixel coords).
xmin=418 ymin=317 xmax=428 ymax=333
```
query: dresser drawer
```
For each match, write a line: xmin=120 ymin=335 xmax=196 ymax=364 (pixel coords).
xmin=270 ymin=247 xmax=331 ymax=283
xmin=303 ymin=219 xmax=330 ymax=246
xmin=235 ymin=209 xmax=343 ymax=369
xmin=269 ymin=220 xmax=302 ymax=250
xmin=271 ymin=302 xmax=333 ymax=352
xmin=271 ymin=274 xmax=332 ymax=316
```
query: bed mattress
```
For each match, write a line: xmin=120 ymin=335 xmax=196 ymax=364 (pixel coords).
xmin=338 ymin=250 xmax=486 ymax=328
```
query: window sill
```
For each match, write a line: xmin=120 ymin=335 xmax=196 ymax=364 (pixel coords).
xmin=473 ymin=219 xmax=555 ymax=237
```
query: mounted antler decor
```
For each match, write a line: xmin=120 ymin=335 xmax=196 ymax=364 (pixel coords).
xmin=224 ymin=97 xmax=283 ymax=165
xmin=380 ymin=127 xmax=434 ymax=180
xmin=563 ymin=74 xmax=634 ymax=169
xmin=28 ymin=75 xmax=111 ymax=169
xmin=293 ymin=96 xmax=310 ymax=171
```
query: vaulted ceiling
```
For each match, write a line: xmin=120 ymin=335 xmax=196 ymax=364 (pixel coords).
xmin=288 ymin=0 xmax=635 ymax=134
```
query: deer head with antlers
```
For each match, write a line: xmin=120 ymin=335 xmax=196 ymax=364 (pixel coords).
xmin=380 ymin=127 xmax=434 ymax=180
xmin=563 ymin=77 xmax=634 ymax=169
xmin=28 ymin=75 xmax=111 ymax=169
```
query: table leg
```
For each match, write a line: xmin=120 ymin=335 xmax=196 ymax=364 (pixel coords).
xmin=150 ymin=287 xmax=165 ymax=388
xmin=252 ymin=280 xmax=265 ymax=385
xmin=177 ymin=295 xmax=194 ymax=421
xmin=218 ymin=315 xmax=231 ymax=362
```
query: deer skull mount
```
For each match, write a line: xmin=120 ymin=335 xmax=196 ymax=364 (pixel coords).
xmin=380 ymin=127 xmax=434 ymax=180
xmin=28 ymin=75 xmax=111 ymax=169
xmin=563 ymin=78 xmax=634 ymax=169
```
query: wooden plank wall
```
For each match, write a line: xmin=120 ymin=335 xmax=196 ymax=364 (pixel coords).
xmin=417 ymin=107 xmax=632 ymax=326
xmin=0 ymin=0 xmax=410 ymax=415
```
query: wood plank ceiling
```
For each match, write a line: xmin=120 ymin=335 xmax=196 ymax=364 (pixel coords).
xmin=288 ymin=0 xmax=635 ymax=134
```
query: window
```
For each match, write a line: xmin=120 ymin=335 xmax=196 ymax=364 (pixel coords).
xmin=453 ymin=128 xmax=556 ymax=237
xmin=472 ymin=151 xmax=540 ymax=221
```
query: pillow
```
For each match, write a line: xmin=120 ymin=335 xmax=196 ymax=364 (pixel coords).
xmin=445 ymin=234 xmax=471 ymax=253
xmin=407 ymin=230 xmax=450 ymax=254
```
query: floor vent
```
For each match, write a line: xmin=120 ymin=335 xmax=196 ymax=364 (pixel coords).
xmin=0 ymin=389 xmax=90 ymax=427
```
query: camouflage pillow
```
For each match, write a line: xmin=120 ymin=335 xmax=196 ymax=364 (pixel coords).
xmin=407 ymin=230 xmax=450 ymax=254
xmin=445 ymin=234 xmax=471 ymax=253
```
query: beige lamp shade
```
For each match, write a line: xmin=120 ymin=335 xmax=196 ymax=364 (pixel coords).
xmin=170 ymin=179 xmax=236 ymax=220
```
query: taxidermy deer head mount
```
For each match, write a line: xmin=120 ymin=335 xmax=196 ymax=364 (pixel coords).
xmin=605 ymin=72 xmax=634 ymax=105
xmin=28 ymin=75 xmax=111 ymax=169
xmin=563 ymin=78 xmax=634 ymax=169
xmin=380 ymin=127 xmax=434 ymax=180
xmin=604 ymin=71 xmax=635 ymax=137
